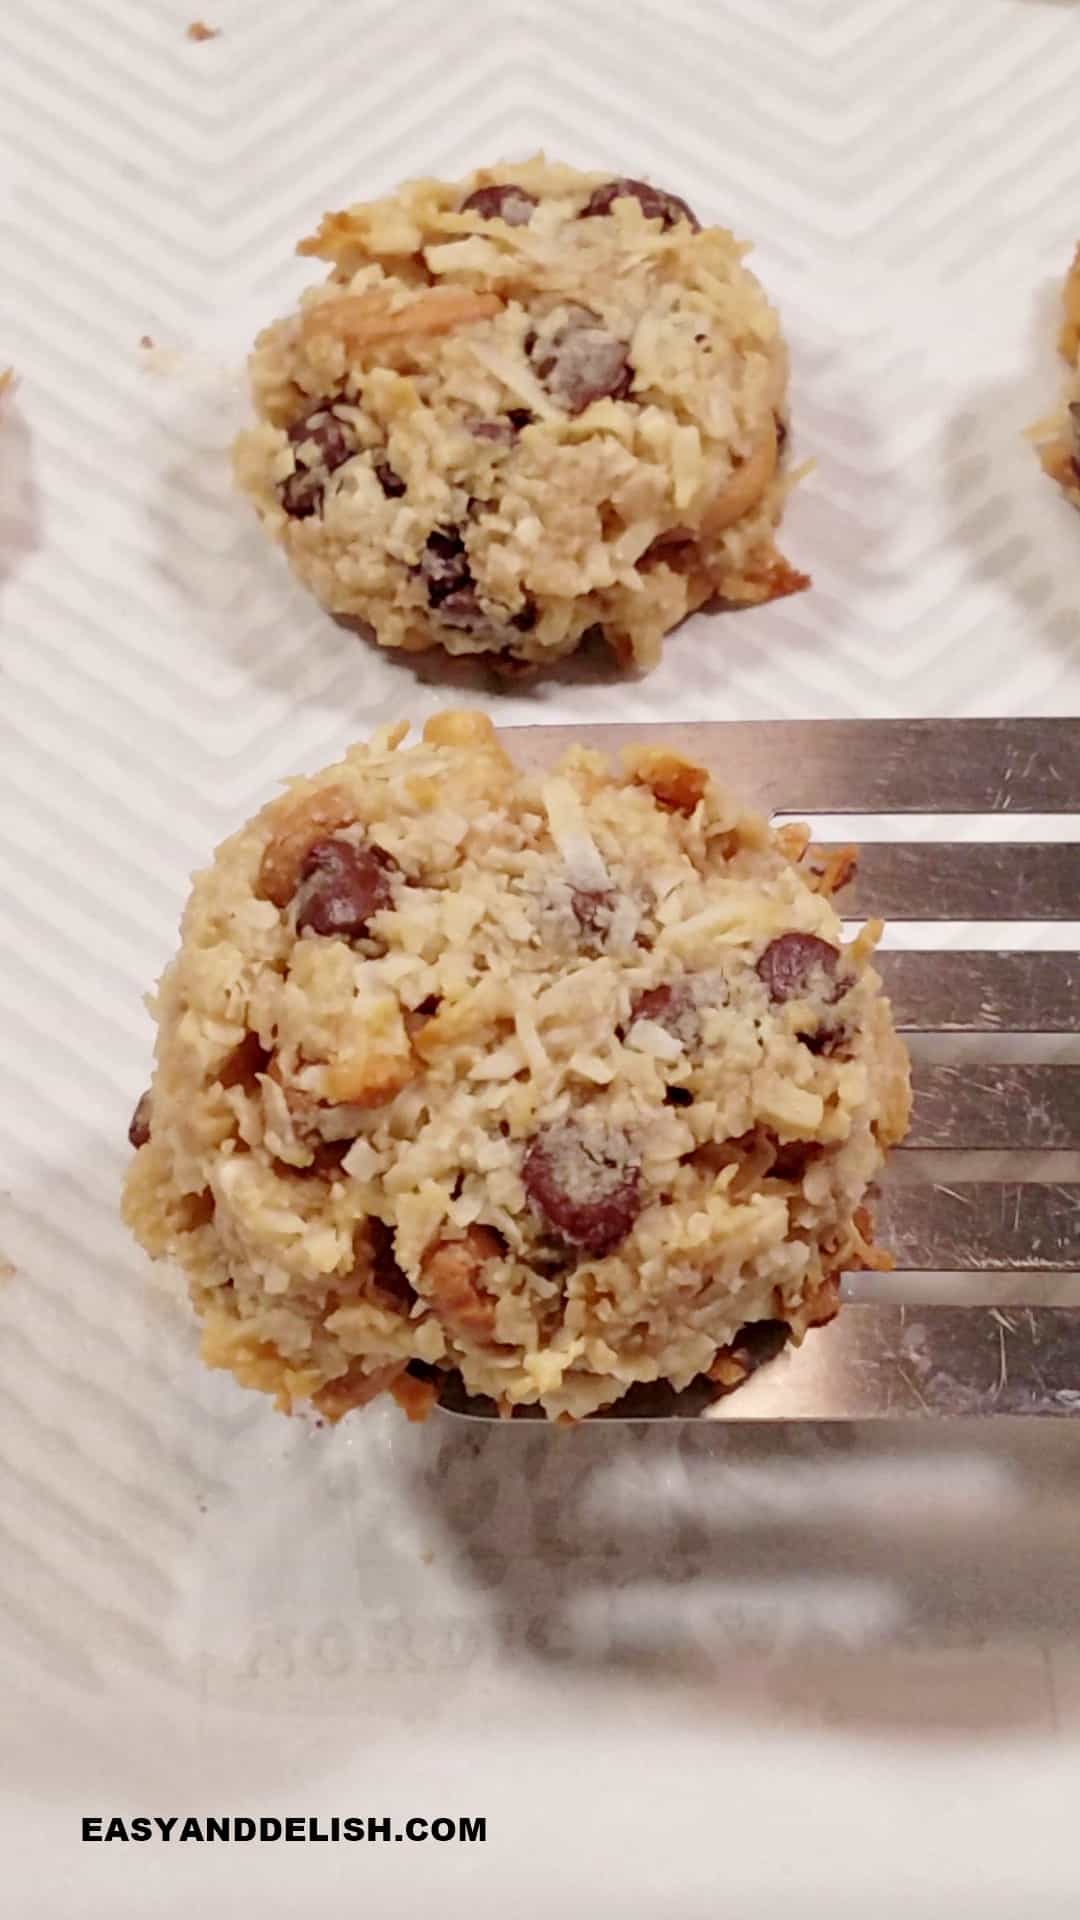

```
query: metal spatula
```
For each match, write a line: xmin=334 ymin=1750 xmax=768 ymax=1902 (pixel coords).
xmin=438 ymin=718 xmax=1079 ymax=1422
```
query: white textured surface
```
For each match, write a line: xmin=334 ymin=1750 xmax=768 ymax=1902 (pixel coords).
xmin=3 ymin=1 xmax=1080 ymax=1913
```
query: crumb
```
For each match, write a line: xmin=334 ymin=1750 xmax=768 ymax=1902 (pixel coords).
xmin=420 ymin=1549 xmax=435 ymax=1566
xmin=0 ymin=1255 xmax=15 ymax=1284
xmin=186 ymin=20 xmax=219 ymax=39
xmin=140 ymin=335 xmax=155 ymax=350
xmin=0 ymin=369 xmax=13 ymax=397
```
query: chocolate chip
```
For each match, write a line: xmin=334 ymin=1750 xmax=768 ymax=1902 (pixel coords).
xmin=571 ymin=887 xmax=616 ymax=947
xmin=218 ymin=1031 xmax=271 ymax=1089
xmin=531 ymin=319 xmax=633 ymax=415
xmin=769 ymin=1140 xmax=819 ymax=1182
xmin=800 ymin=1024 xmax=850 ymax=1058
xmin=294 ymin=837 xmax=397 ymax=940
xmin=521 ymin=1122 xmax=642 ymax=1255
xmin=368 ymin=1218 xmax=418 ymax=1310
xmin=128 ymin=1090 xmax=152 ymax=1149
xmin=290 ymin=1139 xmax=352 ymax=1181
xmin=415 ymin=528 xmax=502 ymax=632
xmin=472 ymin=409 xmax=533 ymax=447
xmin=756 ymin=933 xmax=841 ymax=1005
xmin=579 ymin=177 xmax=700 ymax=231
xmin=280 ymin=402 xmax=354 ymax=519
xmin=665 ymin=1086 xmax=693 ymax=1108
xmin=510 ymin=600 xmax=537 ymax=632
xmin=405 ymin=1357 xmax=439 ymax=1383
xmin=417 ymin=528 xmax=474 ymax=608
xmin=288 ymin=405 xmax=351 ymax=465
xmin=375 ymin=461 xmax=406 ymax=497
xmin=631 ymin=984 xmax=677 ymax=1024
xmin=280 ymin=472 xmax=323 ymax=518
xmin=629 ymin=980 xmax=711 ymax=1051
xmin=437 ymin=588 xmax=488 ymax=630
xmin=460 ymin=183 xmax=538 ymax=226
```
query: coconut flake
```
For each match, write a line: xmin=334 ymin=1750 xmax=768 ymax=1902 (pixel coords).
xmin=541 ymin=776 xmax=612 ymax=894
xmin=625 ymin=1018 xmax=684 ymax=1063
xmin=466 ymin=340 xmax=559 ymax=419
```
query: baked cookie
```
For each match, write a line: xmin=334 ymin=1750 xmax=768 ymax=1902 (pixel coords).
xmin=233 ymin=158 xmax=806 ymax=676
xmin=1036 ymin=242 xmax=1080 ymax=503
xmin=123 ymin=712 xmax=909 ymax=1423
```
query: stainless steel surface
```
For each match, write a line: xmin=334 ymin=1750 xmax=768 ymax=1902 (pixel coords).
xmin=439 ymin=1307 xmax=1080 ymax=1420
xmin=819 ymin=841 xmax=1078 ymax=920
xmin=904 ymin=1067 xmax=1080 ymax=1149
xmin=506 ymin=718 xmax=1080 ymax=813
xmin=438 ymin=719 xmax=1080 ymax=1424
xmin=878 ymin=1185 xmax=1080 ymax=1269
xmin=879 ymin=950 xmax=1077 ymax=1031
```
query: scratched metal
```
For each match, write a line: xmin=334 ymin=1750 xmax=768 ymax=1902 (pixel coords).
xmin=817 ymin=842 xmax=1079 ymax=921
xmin=879 ymin=951 xmax=1078 ymax=1032
xmin=504 ymin=718 xmax=1080 ymax=814
xmin=698 ymin=1305 xmax=1080 ymax=1420
xmin=437 ymin=1307 xmax=1080 ymax=1421
xmin=905 ymin=1067 xmax=1080 ymax=1150
xmin=875 ymin=1185 xmax=1080 ymax=1268
xmin=440 ymin=720 xmax=1080 ymax=1423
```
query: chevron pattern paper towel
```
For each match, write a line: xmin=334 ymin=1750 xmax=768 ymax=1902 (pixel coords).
xmin=3 ymin=4 xmax=1080 ymax=1916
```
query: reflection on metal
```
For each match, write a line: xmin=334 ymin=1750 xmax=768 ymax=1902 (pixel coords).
xmin=504 ymin=717 xmax=1080 ymax=814
xmin=880 ymin=952 xmax=1077 ymax=1032
xmin=819 ymin=841 xmax=1077 ymax=921
xmin=440 ymin=1307 xmax=1080 ymax=1422
xmin=440 ymin=719 xmax=1080 ymax=1423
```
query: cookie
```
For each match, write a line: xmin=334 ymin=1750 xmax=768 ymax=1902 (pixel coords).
xmin=233 ymin=158 xmax=807 ymax=676
xmin=122 ymin=712 xmax=910 ymax=1423
xmin=1035 ymin=241 xmax=1080 ymax=502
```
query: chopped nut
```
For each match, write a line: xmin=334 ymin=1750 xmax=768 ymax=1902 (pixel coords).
xmin=733 ymin=554 xmax=812 ymax=604
xmin=421 ymin=1225 xmax=503 ymax=1341
xmin=412 ymin=988 xmax=505 ymax=1062
xmin=628 ymin=748 xmax=708 ymax=815
xmin=321 ymin=1048 xmax=414 ymax=1108
xmin=422 ymin=709 xmax=500 ymax=749
xmin=805 ymin=844 xmax=858 ymax=898
xmin=775 ymin=821 xmax=811 ymax=864
xmin=256 ymin=785 xmax=357 ymax=906
xmin=217 ymin=1030 xmax=270 ymax=1089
